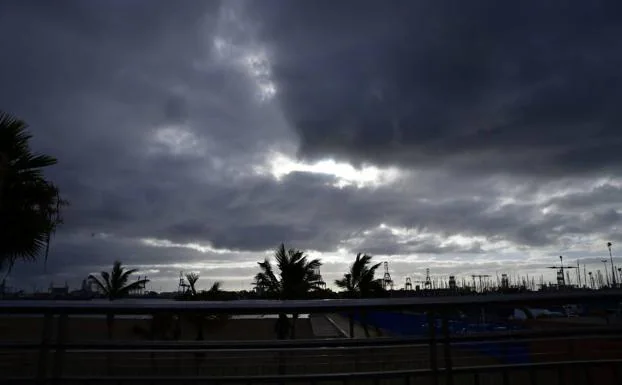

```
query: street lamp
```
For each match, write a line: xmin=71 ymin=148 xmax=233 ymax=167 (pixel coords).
xmin=608 ymin=242 xmax=616 ymax=288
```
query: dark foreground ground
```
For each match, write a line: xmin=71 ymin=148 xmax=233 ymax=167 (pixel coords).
xmin=1 ymin=315 xmax=621 ymax=384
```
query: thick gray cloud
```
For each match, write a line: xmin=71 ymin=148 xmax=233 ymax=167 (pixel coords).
xmin=248 ymin=0 xmax=622 ymax=176
xmin=1 ymin=1 xmax=621 ymax=291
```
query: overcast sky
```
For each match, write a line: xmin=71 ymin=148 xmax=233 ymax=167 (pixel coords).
xmin=1 ymin=1 xmax=621 ymax=292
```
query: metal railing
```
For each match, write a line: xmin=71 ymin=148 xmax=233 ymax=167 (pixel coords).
xmin=1 ymin=291 xmax=622 ymax=384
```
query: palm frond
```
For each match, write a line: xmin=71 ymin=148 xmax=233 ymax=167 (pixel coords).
xmin=186 ymin=273 xmax=200 ymax=295
xmin=119 ymin=267 xmax=139 ymax=287
xmin=88 ymin=274 xmax=109 ymax=295
xmin=117 ymin=279 xmax=150 ymax=298
xmin=0 ymin=111 xmax=65 ymax=277
xmin=256 ymin=244 xmax=324 ymax=300
xmin=99 ymin=271 xmax=112 ymax=294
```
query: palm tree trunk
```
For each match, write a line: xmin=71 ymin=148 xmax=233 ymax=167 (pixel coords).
xmin=0 ymin=260 xmax=14 ymax=296
xmin=290 ymin=313 xmax=298 ymax=339
xmin=362 ymin=317 xmax=370 ymax=338
xmin=194 ymin=314 xmax=205 ymax=374
xmin=0 ymin=152 xmax=13 ymax=286
xmin=106 ymin=313 xmax=115 ymax=339
xmin=0 ymin=152 xmax=7 ymax=211
xmin=106 ymin=312 xmax=115 ymax=374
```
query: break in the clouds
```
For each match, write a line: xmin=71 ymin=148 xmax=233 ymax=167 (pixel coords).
xmin=1 ymin=1 xmax=620 ymax=291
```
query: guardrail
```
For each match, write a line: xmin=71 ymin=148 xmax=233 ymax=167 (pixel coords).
xmin=1 ymin=291 xmax=622 ymax=384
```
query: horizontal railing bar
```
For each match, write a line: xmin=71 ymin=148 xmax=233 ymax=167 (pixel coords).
xmin=1 ymin=291 xmax=621 ymax=314
xmin=1 ymin=325 xmax=620 ymax=351
xmin=5 ymin=358 xmax=622 ymax=383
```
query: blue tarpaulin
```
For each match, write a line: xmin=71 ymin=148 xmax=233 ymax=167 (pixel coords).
xmin=345 ymin=311 xmax=530 ymax=364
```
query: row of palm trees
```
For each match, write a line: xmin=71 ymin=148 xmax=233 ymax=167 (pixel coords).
xmin=90 ymin=246 xmax=384 ymax=305
xmin=254 ymin=244 xmax=385 ymax=299
xmin=89 ymin=244 xmax=385 ymax=339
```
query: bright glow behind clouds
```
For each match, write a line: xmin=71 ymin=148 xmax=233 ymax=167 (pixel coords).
xmin=255 ymin=151 xmax=401 ymax=188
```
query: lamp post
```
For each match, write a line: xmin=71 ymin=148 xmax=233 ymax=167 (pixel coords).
xmin=608 ymin=242 xmax=616 ymax=288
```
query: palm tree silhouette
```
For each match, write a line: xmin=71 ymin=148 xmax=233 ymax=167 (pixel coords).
xmin=181 ymin=273 xmax=225 ymax=341
xmin=254 ymin=243 xmax=322 ymax=339
xmin=0 ymin=112 xmax=67 ymax=288
xmin=335 ymin=253 xmax=383 ymax=296
xmin=335 ymin=253 xmax=384 ymax=337
xmin=89 ymin=260 xmax=149 ymax=300
xmin=89 ymin=261 xmax=149 ymax=338
xmin=185 ymin=272 xmax=200 ymax=296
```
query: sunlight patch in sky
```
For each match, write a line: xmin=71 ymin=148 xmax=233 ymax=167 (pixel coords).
xmin=441 ymin=234 xmax=484 ymax=248
xmin=255 ymin=151 xmax=401 ymax=188
xmin=147 ymin=125 xmax=205 ymax=157
xmin=141 ymin=237 xmax=231 ymax=254
xmin=242 ymin=49 xmax=277 ymax=101
xmin=210 ymin=2 xmax=277 ymax=102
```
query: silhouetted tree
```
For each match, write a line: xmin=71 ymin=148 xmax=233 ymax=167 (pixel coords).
xmin=335 ymin=253 xmax=384 ymax=337
xmin=254 ymin=243 xmax=322 ymax=338
xmin=182 ymin=277 xmax=225 ymax=341
xmin=335 ymin=253 xmax=383 ymax=297
xmin=185 ymin=272 xmax=200 ymax=296
xmin=0 ymin=112 xmax=66 ymax=288
xmin=88 ymin=261 xmax=149 ymax=338
xmin=89 ymin=261 xmax=149 ymax=301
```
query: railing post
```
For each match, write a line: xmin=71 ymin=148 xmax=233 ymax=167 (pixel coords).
xmin=529 ymin=366 xmax=538 ymax=385
xmin=403 ymin=373 xmax=412 ymax=385
xmin=52 ymin=312 xmax=68 ymax=379
xmin=428 ymin=310 xmax=439 ymax=385
xmin=557 ymin=363 xmax=566 ymax=385
xmin=442 ymin=310 xmax=454 ymax=385
xmin=502 ymin=367 xmax=510 ymax=385
xmin=37 ymin=313 xmax=53 ymax=381
xmin=614 ymin=361 xmax=621 ymax=385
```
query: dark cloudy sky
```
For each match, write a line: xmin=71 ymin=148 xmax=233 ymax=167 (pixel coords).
xmin=1 ymin=0 xmax=621 ymax=292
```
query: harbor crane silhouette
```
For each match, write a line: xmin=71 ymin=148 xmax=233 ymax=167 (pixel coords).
xmin=547 ymin=255 xmax=577 ymax=287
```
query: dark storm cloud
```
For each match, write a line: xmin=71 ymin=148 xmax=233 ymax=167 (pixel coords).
xmin=549 ymin=183 xmax=622 ymax=210
xmin=248 ymin=0 xmax=622 ymax=176
xmin=1 ymin=1 xmax=621 ymax=291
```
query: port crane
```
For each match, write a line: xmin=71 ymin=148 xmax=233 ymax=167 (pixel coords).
xmin=471 ymin=274 xmax=491 ymax=292
xmin=547 ymin=255 xmax=577 ymax=287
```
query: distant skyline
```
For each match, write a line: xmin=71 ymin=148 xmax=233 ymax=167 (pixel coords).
xmin=1 ymin=1 xmax=621 ymax=292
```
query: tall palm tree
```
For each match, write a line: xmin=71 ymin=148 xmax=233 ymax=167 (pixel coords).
xmin=89 ymin=261 xmax=149 ymax=338
xmin=185 ymin=272 xmax=200 ymax=296
xmin=335 ymin=253 xmax=384 ymax=337
xmin=0 ymin=112 xmax=66 ymax=286
xmin=254 ymin=243 xmax=322 ymax=338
